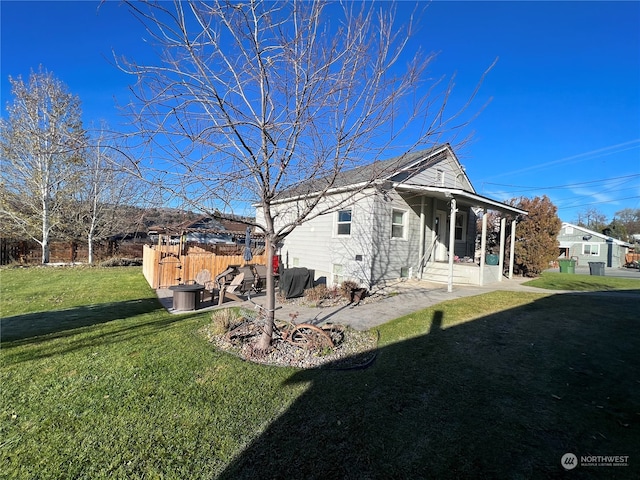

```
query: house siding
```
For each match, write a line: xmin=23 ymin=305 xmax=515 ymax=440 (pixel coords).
xmin=263 ymin=188 xmax=435 ymax=288
xmin=265 ymin=190 xmax=379 ymax=288
xmin=393 ymin=154 xmax=472 ymax=190
xmin=368 ymin=191 xmax=424 ymax=284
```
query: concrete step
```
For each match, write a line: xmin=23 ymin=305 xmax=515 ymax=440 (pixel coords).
xmin=421 ymin=263 xmax=477 ymax=285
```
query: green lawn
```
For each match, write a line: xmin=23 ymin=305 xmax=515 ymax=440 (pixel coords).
xmin=524 ymin=271 xmax=640 ymax=291
xmin=1 ymin=267 xmax=638 ymax=478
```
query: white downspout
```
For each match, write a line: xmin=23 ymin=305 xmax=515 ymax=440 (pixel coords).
xmin=509 ymin=219 xmax=517 ymax=279
xmin=447 ymin=198 xmax=457 ymax=293
xmin=480 ymin=210 xmax=487 ymax=286
xmin=498 ymin=217 xmax=506 ymax=282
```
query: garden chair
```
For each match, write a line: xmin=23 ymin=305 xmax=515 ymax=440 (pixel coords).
xmin=195 ymin=269 xmax=215 ymax=302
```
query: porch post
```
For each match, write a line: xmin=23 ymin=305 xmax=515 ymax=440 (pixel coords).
xmin=447 ymin=198 xmax=457 ymax=293
xmin=418 ymin=197 xmax=426 ymax=277
xmin=480 ymin=210 xmax=487 ymax=286
xmin=509 ymin=219 xmax=517 ymax=279
xmin=430 ymin=201 xmax=438 ymax=266
xmin=498 ymin=217 xmax=506 ymax=282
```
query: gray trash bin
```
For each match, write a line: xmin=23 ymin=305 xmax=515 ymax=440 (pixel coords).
xmin=588 ymin=262 xmax=605 ymax=276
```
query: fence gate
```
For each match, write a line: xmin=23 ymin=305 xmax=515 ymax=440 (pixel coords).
xmin=158 ymin=254 xmax=182 ymax=288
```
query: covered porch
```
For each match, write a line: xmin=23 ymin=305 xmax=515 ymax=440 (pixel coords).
xmin=398 ymin=185 xmax=528 ymax=292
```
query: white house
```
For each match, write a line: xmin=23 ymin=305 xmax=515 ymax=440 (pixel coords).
xmin=258 ymin=144 xmax=527 ymax=291
xmin=558 ymin=222 xmax=632 ymax=268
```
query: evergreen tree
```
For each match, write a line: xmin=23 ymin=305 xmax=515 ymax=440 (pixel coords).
xmin=509 ymin=195 xmax=562 ymax=276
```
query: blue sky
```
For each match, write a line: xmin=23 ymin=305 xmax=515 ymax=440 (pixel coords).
xmin=2 ymin=0 xmax=639 ymax=223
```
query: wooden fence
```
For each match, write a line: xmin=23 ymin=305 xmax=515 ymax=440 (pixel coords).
xmin=142 ymin=244 xmax=268 ymax=289
xmin=0 ymin=238 xmax=144 ymax=265
xmin=625 ymin=253 xmax=640 ymax=266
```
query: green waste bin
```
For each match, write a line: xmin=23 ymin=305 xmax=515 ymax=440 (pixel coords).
xmin=588 ymin=262 xmax=605 ymax=276
xmin=559 ymin=259 xmax=576 ymax=274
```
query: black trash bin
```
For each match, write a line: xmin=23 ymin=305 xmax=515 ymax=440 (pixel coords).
xmin=588 ymin=262 xmax=605 ymax=276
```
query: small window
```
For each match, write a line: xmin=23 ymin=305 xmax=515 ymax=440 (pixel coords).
xmin=337 ymin=209 xmax=352 ymax=236
xmin=583 ymin=244 xmax=600 ymax=256
xmin=455 ymin=212 xmax=467 ymax=241
xmin=332 ymin=264 xmax=344 ymax=285
xmin=436 ymin=169 xmax=445 ymax=186
xmin=391 ymin=209 xmax=406 ymax=238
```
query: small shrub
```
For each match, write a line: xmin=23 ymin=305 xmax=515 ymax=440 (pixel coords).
xmin=313 ymin=345 xmax=335 ymax=357
xmin=304 ymin=284 xmax=332 ymax=302
xmin=210 ymin=308 xmax=239 ymax=335
xmin=339 ymin=280 xmax=360 ymax=299
xmin=99 ymin=257 xmax=143 ymax=267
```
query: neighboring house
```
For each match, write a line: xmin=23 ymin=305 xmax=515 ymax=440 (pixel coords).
xmin=558 ymin=222 xmax=632 ymax=268
xmin=148 ymin=215 xmax=255 ymax=245
xmin=259 ymin=144 xmax=527 ymax=290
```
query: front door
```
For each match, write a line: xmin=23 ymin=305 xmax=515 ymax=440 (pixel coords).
xmin=434 ymin=210 xmax=448 ymax=262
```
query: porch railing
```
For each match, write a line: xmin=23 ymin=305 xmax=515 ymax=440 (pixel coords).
xmin=416 ymin=236 xmax=439 ymax=276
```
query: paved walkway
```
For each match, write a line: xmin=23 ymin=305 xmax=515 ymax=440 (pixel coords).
xmin=264 ymin=278 xmax=556 ymax=330
xmin=156 ymin=276 xmax=560 ymax=331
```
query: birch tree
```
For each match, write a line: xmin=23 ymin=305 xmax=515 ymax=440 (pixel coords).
xmin=68 ymin=128 xmax=145 ymax=264
xmin=119 ymin=0 xmax=491 ymax=350
xmin=0 ymin=68 xmax=86 ymax=263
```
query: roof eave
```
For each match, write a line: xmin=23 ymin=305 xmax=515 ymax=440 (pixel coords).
xmin=395 ymin=185 xmax=528 ymax=216
xmin=265 ymin=180 xmax=382 ymax=207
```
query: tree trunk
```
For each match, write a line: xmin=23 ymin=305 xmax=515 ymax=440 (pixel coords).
xmin=41 ymin=241 xmax=50 ymax=264
xmin=41 ymin=198 xmax=50 ymax=264
xmin=256 ymin=235 xmax=276 ymax=351
xmin=88 ymin=233 xmax=94 ymax=265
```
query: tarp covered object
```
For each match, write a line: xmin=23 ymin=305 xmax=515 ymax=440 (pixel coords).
xmin=279 ymin=267 xmax=313 ymax=299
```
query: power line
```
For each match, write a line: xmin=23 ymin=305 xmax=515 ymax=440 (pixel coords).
xmin=475 ymin=139 xmax=640 ymax=182
xmin=556 ymin=196 xmax=640 ymax=211
xmin=481 ymin=173 xmax=640 ymax=191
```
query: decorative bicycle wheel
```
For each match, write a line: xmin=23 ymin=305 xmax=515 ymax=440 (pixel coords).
xmin=288 ymin=324 xmax=335 ymax=350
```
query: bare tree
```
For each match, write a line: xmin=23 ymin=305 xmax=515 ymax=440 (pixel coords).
xmin=66 ymin=127 xmax=146 ymax=264
xmin=575 ymin=207 xmax=608 ymax=232
xmin=0 ymin=67 xmax=86 ymax=263
xmin=118 ymin=0 xmax=492 ymax=350
xmin=613 ymin=208 xmax=640 ymax=239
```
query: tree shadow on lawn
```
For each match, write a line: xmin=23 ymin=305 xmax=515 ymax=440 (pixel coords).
xmin=0 ymin=297 xmax=164 ymax=343
xmin=1 ymin=297 xmax=210 ymax=364
xmin=220 ymin=292 xmax=640 ymax=479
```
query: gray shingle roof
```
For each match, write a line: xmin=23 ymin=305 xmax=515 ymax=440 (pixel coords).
xmin=276 ymin=144 xmax=448 ymax=200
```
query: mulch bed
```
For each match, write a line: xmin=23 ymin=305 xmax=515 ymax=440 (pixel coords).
xmin=200 ymin=283 xmax=414 ymax=369
xmin=201 ymin=315 xmax=378 ymax=370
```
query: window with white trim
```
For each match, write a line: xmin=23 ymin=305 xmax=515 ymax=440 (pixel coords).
xmin=436 ymin=169 xmax=445 ymax=186
xmin=336 ymin=209 xmax=352 ymax=236
xmin=455 ymin=212 xmax=467 ymax=241
xmin=391 ymin=209 xmax=406 ymax=238
xmin=582 ymin=243 xmax=600 ymax=256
